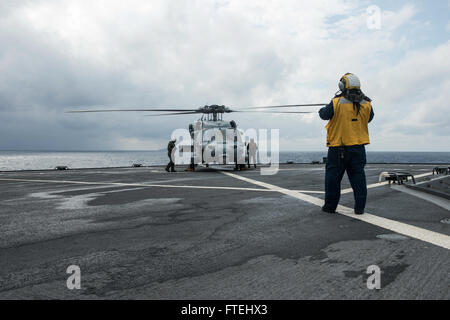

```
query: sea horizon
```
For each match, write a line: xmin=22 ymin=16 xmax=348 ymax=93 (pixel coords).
xmin=0 ymin=149 xmax=449 ymax=153
xmin=0 ymin=150 xmax=449 ymax=171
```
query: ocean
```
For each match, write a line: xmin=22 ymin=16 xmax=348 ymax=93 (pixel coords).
xmin=0 ymin=151 xmax=449 ymax=171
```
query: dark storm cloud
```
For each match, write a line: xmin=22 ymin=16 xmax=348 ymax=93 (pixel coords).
xmin=0 ymin=3 xmax=178 ymax=149
xmin=0 ymin=1 xmax=291 ymax=150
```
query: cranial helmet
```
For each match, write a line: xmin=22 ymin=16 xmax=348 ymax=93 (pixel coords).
xmin=338 ymin=73 xmax=361 ymax=91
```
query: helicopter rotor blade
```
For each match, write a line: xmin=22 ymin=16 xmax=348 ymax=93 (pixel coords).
xmin=232 ymin=111 xmax=315 ymax=114
xmin=144 ymin=112 xmax=200 ymax=116
xmin=234 ymin=104 xmax=327 ymax=110
xmin=66 ymin=108 xmax=199 ymax=113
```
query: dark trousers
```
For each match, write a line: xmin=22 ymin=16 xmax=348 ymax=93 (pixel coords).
xmin=324 ymin=145 xmax=367 ymax=211
xmin=166 ymin=153 xmax=175 ymax=172
xmin=166 ymin=160 xmax=175 ymax=172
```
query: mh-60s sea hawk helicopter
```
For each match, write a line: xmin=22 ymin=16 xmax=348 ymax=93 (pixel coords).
xmin=67 ymin=103 xmax=325 ymax=170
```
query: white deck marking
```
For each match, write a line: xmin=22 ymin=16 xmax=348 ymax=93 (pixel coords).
xmin=99 ymin=187 xmax=147 ymax=194
xmin=222 ymin=171 xmax=450 ymax=250
xmin=415 ymin=175 xmax=448 ymax=185
xmin=293 ymin=190 xmax=325 ymax=194
xmin=0 ymin=178 xmax=274 ymax=193
xmin=0 ymin=178 xmax=329 ymax=194
xmin=391 ymin=185 xmax=450 ymax=211
xmin=341 ymin=172 xmax=434 ymax=194
xmin=243 ymin=169 xmax=433 ymax=195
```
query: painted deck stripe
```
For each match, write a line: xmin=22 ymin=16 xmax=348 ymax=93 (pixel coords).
xmin=341 ymin=172 xmax=434 ymax=194
xmin=391 ymin=185 xmax=450 ymax=211
xmin=415 ymin=175 xmax=448 ymax=185
xmin=293 ymin=190 xmax=325 ymax=194
xmin=0 ymin=177 xmax=274 ymax=193
xmin=222 ymin=171 xmax=450 ymax=250
xmin=0 ymin=178 xmax=332 ymax=194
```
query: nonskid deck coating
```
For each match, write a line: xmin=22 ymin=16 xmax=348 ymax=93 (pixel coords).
xmin=0 ymin=164 xmax=449 ymax=299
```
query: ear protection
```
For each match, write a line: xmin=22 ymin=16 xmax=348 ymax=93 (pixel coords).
xmin=338 ymin=73 xmax=361 ymax=91
xmin=338 ymin=77 xmax=347 ymax=91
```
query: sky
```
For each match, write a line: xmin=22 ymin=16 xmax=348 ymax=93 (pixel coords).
xmin=0 ymin=0 xmax=449 ymax=152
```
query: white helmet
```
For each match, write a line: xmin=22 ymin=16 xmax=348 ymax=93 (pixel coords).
xmin=338 ymin=73 xmax=361 ymax=91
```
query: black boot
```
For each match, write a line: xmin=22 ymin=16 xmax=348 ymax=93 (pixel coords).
xmin=322 ymin=206 xmax=336 ymax=214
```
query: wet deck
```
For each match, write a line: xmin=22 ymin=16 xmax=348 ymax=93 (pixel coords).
xmin=0 ymin=164 xmax=449 ymax=299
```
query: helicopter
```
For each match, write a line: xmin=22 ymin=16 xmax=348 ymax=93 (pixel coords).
xmin=67 ymin=103 xmax=326 ymax=171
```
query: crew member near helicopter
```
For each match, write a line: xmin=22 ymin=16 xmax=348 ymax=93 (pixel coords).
xmin=165 ymin=138 xmax=177 ymax=173
xmin=247 ymin=138 xmax=258 ymax=169
xmin=319 ymin=73 xmax=374 ymax=215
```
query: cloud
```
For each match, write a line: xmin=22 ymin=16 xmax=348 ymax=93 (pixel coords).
xmin=381 ymin=4 xmax=417 ymax=31
xmin=0 ymin=0 xmax=448 ymax=151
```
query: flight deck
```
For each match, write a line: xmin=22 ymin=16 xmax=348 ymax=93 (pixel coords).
xmin=0 ymin=164 xmax=449 ymax=299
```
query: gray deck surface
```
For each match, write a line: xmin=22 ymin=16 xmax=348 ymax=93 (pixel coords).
xmin=0 ymin=164 xmax=449 ymax=299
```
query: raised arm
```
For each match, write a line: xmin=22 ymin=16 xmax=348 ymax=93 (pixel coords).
xmin=319 ymin=101 xmax=334 ymax=120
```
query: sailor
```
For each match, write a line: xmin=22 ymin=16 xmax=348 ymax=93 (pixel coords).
xmin=247 ymin=138 xmax=258 ymax=169
xmin=165 ymin=138 xmax=177 ymax=173
xmin=319 ymin=73 xmax=374 ymax=215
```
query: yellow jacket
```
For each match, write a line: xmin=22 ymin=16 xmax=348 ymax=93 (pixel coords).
xmin=325 ymin=97 xmax=372 ymax=147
